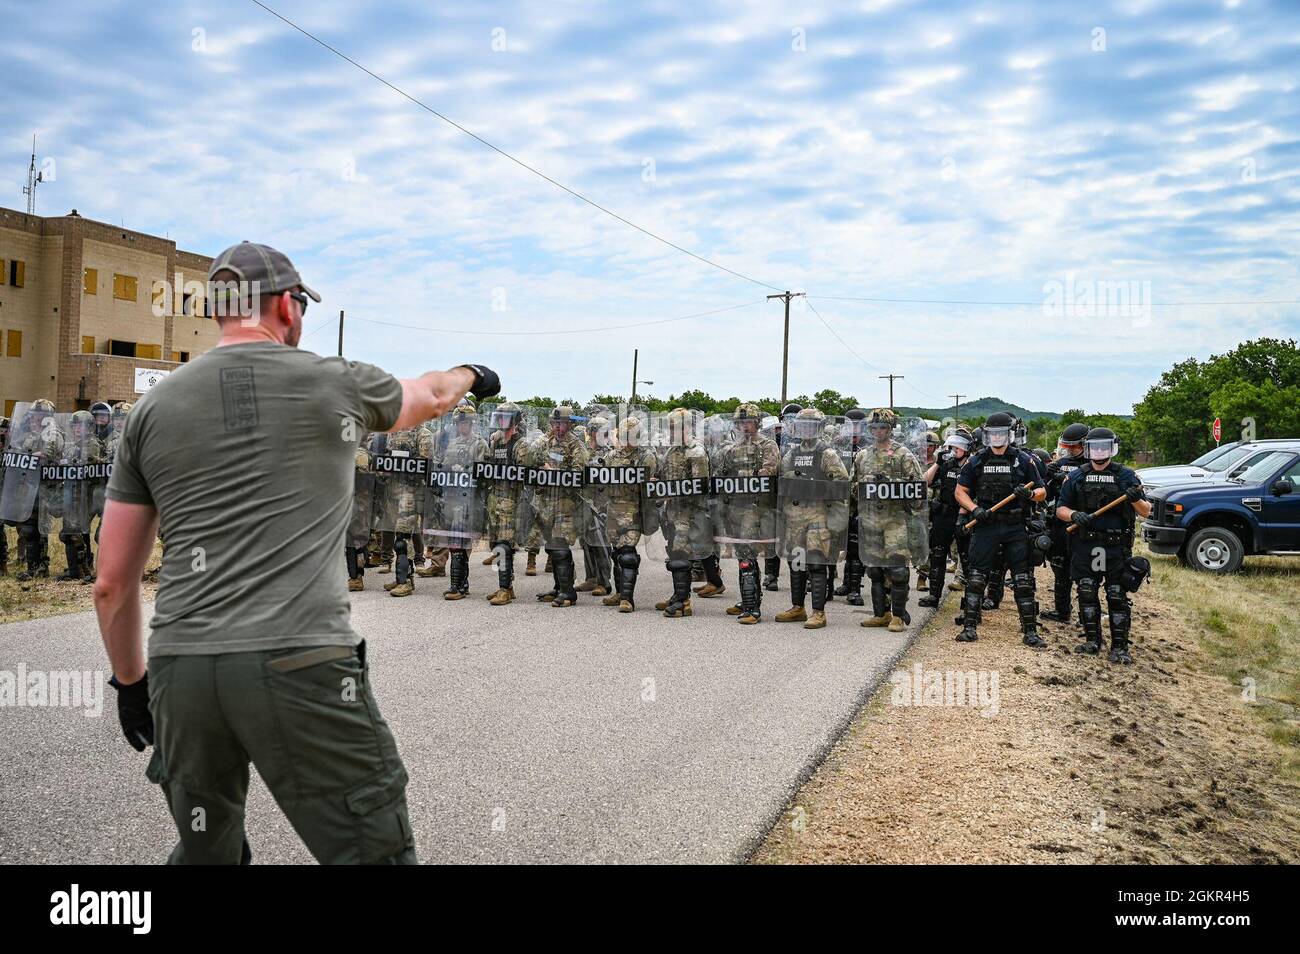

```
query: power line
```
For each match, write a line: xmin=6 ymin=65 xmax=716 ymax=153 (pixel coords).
xmin=340 ymin=299 xmax=767 ymax=337
xmin=810 ymin=294 xmax=1300 ymax=307
xmin=247 ymin=0 xmax=783 ymax=293
xmin=803 ymin=297 xmax=937 ymax=403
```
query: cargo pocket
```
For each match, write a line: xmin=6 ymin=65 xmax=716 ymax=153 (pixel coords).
xmin=145 ymin=746 xmax=166 ymax=786
xmin=344 ymin=766 xmax=414 ymax=864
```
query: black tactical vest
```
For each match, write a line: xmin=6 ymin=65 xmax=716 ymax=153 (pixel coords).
xmin=973 ymin=448 xmax=1026 ymax=512
xmin=1047 ymin=454 xmax=1085 ymax=501
xmin=1078 ymin=463 xmax=1125 ymax=512
xmin=937 ymin=451 xmax=964 ymax=507
xmin=789 ymin=440 xmax=830 ymax=480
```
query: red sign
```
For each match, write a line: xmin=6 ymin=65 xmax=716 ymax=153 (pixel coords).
xmin=1213 ymin=418 xmax=1222 ymax=443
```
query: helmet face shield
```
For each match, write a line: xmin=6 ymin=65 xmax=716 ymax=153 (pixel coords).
xmin=489 ymin=410 xmax=518 ymax=430
xmin=985 ymin=425 xmax=1011 ymax=448
xmin=944 ymin=434 xmax=970 ymax=452
xmin=1086 ymin=437 xmax=1118 ymax=461
xmin=790 ymin=417 xmax=822 ymax=440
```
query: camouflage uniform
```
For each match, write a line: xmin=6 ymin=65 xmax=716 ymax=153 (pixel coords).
xmin=714 ymin=404 xmax=780 ymax=624
xmin=531 ymin=406 xmax=589 ymax=607
xmin=598 ymin=417 xmax=658 ymax=612
xmin=56 ymin=410 xmax=105 ymax=581
xmin=434 ymin=404 xmax=488 ymax=600
xmin=576 ymin=414 xmax=615 ymax=596
xmin=653 ymin=408 xmax=712 ymax=618
xmin=345 ymin=438 xmax=373 ymax=591
xmin=853 ymin=409 xmax=927 ymax=631
xmin=774 ymin=408 xmax=850 ymax=629
xmin=379 ymin=425 xmax=434 ymax=597
xmin=483 ymin=403 xmax=529 ymax=605
xmin=3 ymin=401 xmax=59 ymax=579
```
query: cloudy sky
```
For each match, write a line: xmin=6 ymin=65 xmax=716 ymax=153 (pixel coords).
xmin=4 ymin=0 xmax=1298 ymax=413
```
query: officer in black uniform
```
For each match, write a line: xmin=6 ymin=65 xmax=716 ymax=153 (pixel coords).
xmin=1040 ymin=423 xmax=1089 ymax=623
xmin=764 ymin=402 xmax=802 ymax=591
xmin=1056 ymin=427 xmax=1151 ymax=663
xmin=953 ymin=411 xmax=1047 ymax=647
xmin=918 ymin=425 xmax=973 ymax=607
xmin=833 ymin=407 xmax=870 ymax=606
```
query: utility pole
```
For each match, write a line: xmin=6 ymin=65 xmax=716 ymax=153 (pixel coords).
xmin=879 ymin=373 xmax=904 ymax=410
xmin=631 ymin=349 xmax=638 ymax=404
xmin=768 ymin=291 xmax=805 ymax=403
xmin=337 ymin=310 xmax=345 ymax=357
xmin=950 ymin=393 xmax=964 ymax=421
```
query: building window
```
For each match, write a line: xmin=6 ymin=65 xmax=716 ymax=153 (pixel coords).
xmin=109 ymin=339 xmax=137 ymax=358
xmin=83 ymin=267 xmax=98 ymax=295
xmin=137 ymin=343 xmax=162 ymax=360
xmin=182 ymin=291 xmax=194 ymax=315
xmin=3 ymin=399 xmax=15 ymax=418
xmin=179 ymin=351 xmax=190 ymax=362
xmin=82 ymin=335 xmax=96 ymax=354
xmin=9 ymin=260 xmax=24 ymax=288
xmin=6 ymin=329 xmax=21 ymax=357
xmin=112 ymin=273 xmax=138 ymax=302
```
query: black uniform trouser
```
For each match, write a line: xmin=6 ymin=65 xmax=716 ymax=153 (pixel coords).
xmin=1046 ymin=518 xmax=1073 ymax=616
xmin=962 ymin=518 xmax=1037 ymax=635
xmin=925 ymin=505 xmax=960 ymax=596
xmin=1070 ymin=539 xmax=1132 ymax=648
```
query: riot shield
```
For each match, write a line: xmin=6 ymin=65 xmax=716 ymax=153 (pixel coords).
xmin=855 ymin=434 xmax=929 ymax=568
xmin=896 ymin=415 xmax=931 ymax=464
xmin=474 ymin=403 xmax=525 ymax=550
xmin=55 ymin=412 xmax=97 ymax=536
xmin=710 ymin=412 xmax=779 ymax=564
xmin=776 ymin=412 xmax=851 ymax=569
xmin=372 ymin=426 xmax=432 ymax=536
xmin=641 ymin=408 xmax=713 ymax=562
xmin=348 ymin=441 xmax=375 ymax=549
xmin=1 ymin=402 xmax=56 ymax=525
xmin=589 ymin=407 xmax=657 ymax=549
xmin=520 ymin=406 xmax=588 ymax=549
xmin=427 ymin=406 xmax=489 ymax=551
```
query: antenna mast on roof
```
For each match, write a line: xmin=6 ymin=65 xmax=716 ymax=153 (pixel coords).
xmin=23 ymin=135 xmax=44 ymax=215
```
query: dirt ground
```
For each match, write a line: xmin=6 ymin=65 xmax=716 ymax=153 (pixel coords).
xmin=754 ymin=563 xmax=1300 ymax=864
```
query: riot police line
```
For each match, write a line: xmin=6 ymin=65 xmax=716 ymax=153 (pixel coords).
xmin=0 ymin=400 xmax=131 ymax=583
xmin=2 ymin=396 xmax=1153 ymax=661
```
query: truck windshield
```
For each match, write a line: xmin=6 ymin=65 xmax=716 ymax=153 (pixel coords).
xmin=1203 ymin=445 xmax=1256 ymax=473
xmin=1189 ymin=443 xmax=1238 ymax=468
xmin=1231 ymin=452 xmax=1293 ymax=483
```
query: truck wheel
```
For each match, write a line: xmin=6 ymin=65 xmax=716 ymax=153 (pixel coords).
xmin=1185 ymin=526 xmax=1244 ymax=574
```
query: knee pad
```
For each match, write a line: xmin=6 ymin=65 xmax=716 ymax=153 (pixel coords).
xmin=617 ymin=547 xmax=640 ymax=571
xmin=1012 ymin=573 xmax=1035 ymax=599
xmin=1104 ymin=583 xmax=1129 ymax=610
xmin=888 ymin=566 xmax=909 ymax=586
xmin=1077 ymin=576 xmax=1100 ymax=603
xmin=866 ymin=566 xmax=885 ymax=582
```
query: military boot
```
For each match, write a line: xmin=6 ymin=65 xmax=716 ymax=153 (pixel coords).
xmin=776 ymin=570 xmax=808 ymax=622
xmin=617 ymin=549 xmax=639 ymax=613
xmin=693 ymin=555 xmax=726 ymax=597
xmin=602 ymin=558 xmax=624 ymax=605
xmin=805 ymin=566 xmax=829 ymax=629
xmin=663 ymin=560 xmax=693 ymax=618
xmin=444 ymin=551 xmax=470 ymax=600
xmin=861 ymin=573 xmax=892 ymax=627
xmin=955 ymin=573 xmax=985 ymax=642
xmin=525 ymin=550 xmax=538 ymax=576
xmin=887 ymin=571 xmax=911 ymax=632
xmin=550 ymin=549 xmax=578 ymax=607
xmin=1040 ymin=572 xmax=1073 ymax=622
xmin=57 ymin=541 xmax=81 ymax=582
xmin=762 ymin=555 xmax=780 ymax=592
xmin=737 ymin=559 xmax=762 ymax=624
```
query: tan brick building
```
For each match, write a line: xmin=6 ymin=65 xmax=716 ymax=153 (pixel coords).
xmin=0 ymin=205 xmax=219 ymax=417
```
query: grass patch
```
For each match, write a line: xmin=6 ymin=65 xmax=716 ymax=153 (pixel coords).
xmin=1141 ymin=541 xmax=1300 ymax=780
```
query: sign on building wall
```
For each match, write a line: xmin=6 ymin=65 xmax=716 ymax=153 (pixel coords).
xmin=134 ymin=367 xmax=171 ymax=394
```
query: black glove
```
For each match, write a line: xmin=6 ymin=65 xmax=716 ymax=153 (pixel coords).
xmin=1123 ymin=484 xmax=1146 ymax=503
xmin=1012 ymin=483 xmax=1034 ymax=502
xmin=109 ymin=673 xmax=154 ymax=751
xmin=458 ymin=364 xmax=500 ymax=400
xmin=1070 ymin=510 xmax=1092 ymax=529
xmin=971 ymin=506 xmax=992 ymax=525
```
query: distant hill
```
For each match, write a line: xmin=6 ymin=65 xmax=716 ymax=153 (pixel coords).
xmin=895 ymin=397 xmax=1063 ymax=422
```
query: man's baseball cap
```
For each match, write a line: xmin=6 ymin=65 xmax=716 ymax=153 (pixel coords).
xmin=207 ymin=241 xmax=321 ymax=303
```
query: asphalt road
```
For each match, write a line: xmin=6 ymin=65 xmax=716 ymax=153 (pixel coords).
xmin=0 ymin=557 xmax=939 ymax=864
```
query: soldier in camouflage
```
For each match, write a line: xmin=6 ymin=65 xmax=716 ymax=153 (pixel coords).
xmin=483 ymin=402 xmax=529 ymax=606
xmin=532 ymin=406 xmax=590 ymax=607
xmin=435 ymin=403 xmax=488 ymax=600
xmin=598 ymin=416 xmax=659 ymax=612
xmin=381 ymin=423 xmax=434 ymax=598
xmin=853 ymin=408 xmax=927 ymax=632
xmin=9 ymin=400 xmax=60 ymax=580
xmin=576 ymin=414 xmax=615 ymax=597
xmin=654 ymin=408 xmax=712 ymax=618
xmin=764 ymin=401 xmax=802 ymax=590
xmin=774 ymin=408 xmax=851 ymax=630
xmin=717 ymin=402 xmax=781 ymax=624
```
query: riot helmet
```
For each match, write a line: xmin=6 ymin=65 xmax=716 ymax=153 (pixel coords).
xmin=983 ymin=411 xmax=1014 ymax=449
xmin=1084 ymin=426 xmax=1119 ymax=463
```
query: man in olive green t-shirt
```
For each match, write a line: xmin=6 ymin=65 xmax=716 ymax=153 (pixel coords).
xmin=95 ymin=241 xmax=500 ymax=864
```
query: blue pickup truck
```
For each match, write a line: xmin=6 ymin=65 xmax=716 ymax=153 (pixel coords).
xmin=1142 ymin=447 xmax=1300 ymax=573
